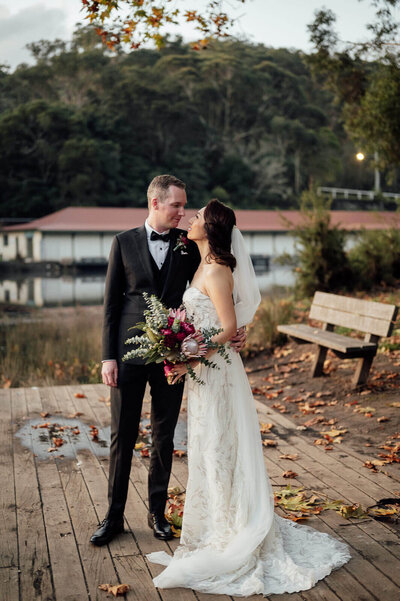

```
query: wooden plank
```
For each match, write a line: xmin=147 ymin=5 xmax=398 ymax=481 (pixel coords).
xmin=267 ymin=479 xmax=378 ymax=601
xmin=0 ymin=390 xmax=18 ymax=569
xmin=310 ymin=304 xmax=396 ymax=338
xmin=38 ymin=460 xmax=89 ymax=601
xmin=24 ymin=386 xmax=89 ymax=601
xmin=57 ymin=459 xmax=121 ymax=601
xmin=255 ymin=400 xmax=398 ymax=500
xmin=11 ymin=387 xmax=54 ymax=601
xmin=313 ymin=292 xmax=397 ymax=323
xmin=266 ymin=438 xmax=400 ymax=561
xmin=277 ymin=324 xmax=376 ymax=353
xmin=39 ymin=385 xmax=120 ymax=601
xmin=264 ymin=440 xmax=400 ymax=592
xmin=266 ymin=469 xmax=397 ymax=601
xmin=0 ymin=567 xmax=19 ymax=601
xmin=59 ymin=387 xmax=170 ymax=600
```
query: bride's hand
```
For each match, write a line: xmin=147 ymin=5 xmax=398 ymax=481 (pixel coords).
xmin=229 ymin=326 xmax=247 ymax=352
xmin=170 ymin=360 xmax=199 ymax=385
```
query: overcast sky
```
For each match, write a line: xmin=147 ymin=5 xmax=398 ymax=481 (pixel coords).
xmin=0 ymin=0 xmax=392 ymax=70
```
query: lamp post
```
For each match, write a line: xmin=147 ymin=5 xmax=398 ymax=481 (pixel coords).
xmin=356 ymin=151 xmax=380 ymax=192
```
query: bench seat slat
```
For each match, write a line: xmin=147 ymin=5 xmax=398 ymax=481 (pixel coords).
xmin=310 ymin=292 xmax=397 ymax=337
xmin=277 ymin=324 xmax=377 ymax=354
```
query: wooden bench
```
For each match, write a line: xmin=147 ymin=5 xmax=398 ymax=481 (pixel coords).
xmin=277 ymin=291 xmax=398 ymax=388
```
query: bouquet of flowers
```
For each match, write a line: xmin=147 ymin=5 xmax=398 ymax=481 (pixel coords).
xmin=122 ymin=292 xmax=230 ymax=384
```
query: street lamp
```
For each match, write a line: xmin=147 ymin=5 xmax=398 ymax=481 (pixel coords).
xmin=356 ymin=151 xmax=380 ymax=192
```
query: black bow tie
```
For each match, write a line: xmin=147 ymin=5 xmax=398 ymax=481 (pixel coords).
xmin=150 ymin=231 xmax=170 ymax=242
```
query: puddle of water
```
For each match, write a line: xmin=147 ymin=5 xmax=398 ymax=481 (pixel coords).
xmin=15 ymin=415 xmax=188 ymax=460
xmin=15 ymin=417 xmax=110 ymax=460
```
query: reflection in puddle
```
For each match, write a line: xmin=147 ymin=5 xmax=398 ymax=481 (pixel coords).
xmin=15 ymin=417 xmax=110 ymax=460
xmin=15 ymin=414 xmax=187 ymax=460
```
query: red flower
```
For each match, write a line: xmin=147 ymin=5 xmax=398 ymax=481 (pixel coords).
xmin=164 ymin=334 xmax=178 ymax=348
xmin=182 ymin=322 xmax=195 ymax=334
xmin=176 ymin=331 xmax=187 ymax=342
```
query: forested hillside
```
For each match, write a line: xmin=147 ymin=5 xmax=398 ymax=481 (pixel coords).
xmin=0 ymin=27 xmax=388 ymax=218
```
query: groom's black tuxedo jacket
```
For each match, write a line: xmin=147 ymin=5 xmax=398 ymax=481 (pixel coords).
xmin=102 ymin=225 xmax=200 ymax=365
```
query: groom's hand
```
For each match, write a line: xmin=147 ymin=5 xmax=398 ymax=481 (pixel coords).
xmin=229 ymin=326 xmax=247 ymax=352
xmin=102 ymin=360 xmax=118 ymax=387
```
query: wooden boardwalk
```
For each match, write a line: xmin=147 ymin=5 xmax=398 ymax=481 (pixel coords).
xmin=1 ymin=383 xmax=399 ymax=601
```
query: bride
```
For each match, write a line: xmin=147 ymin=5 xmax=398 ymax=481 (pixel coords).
xmin=147 ymin=199 xmax=351 ymax=596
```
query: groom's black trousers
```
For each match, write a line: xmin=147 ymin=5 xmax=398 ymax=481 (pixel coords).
xmin=106 ymin=361 xmax=184 ymax=520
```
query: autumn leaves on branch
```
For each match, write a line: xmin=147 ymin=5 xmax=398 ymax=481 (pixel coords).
xmin=81 ymin=0 xmax=246 ymax=50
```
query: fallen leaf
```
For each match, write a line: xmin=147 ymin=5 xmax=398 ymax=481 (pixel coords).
xmin=89 ymin=425 xmax=99 ymax=442
xmin=260 ymin=422 xmax=274 ymax=433
xmin=364 ymin=460 xmax=379 ymax=472
xmin=98 ymin=583 xmax=130 ymax=597
xmin=377 ymin=416 xmax=390 ymax=423
xmin=282 ymin=470 xmax=298 ymax=478
xmin=262 ymin=439 xmax=277 ymax=447
xmin=135 ymin=442 xmax=146 ymax=450
xmin=68 ymin=411 xmax=83 ymax=418
xmin=74 ymin=392 xmax=86 ymax=398
xmin=40 ymin=411 xmax=49 ymax=417
xmin=52 ymin=437 xmax=64 ymax=447
xmin=279 ymin=454 xmax=299 ymax=461
xmin=390 ymin=402 xmax=400 ymax=408
xmin=173 ymin=449 xmax=186 ymax=457
xmin=319 ymin=429 xmax=348 ymax=438
xmin=339 ymin=503 xmax=368 ymax=519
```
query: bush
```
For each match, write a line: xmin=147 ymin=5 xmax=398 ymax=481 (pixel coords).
xmin=244 ymin=296 xmax=295 ymax=354
xmin=288 ymin=189 xmax=353 ymax=297
xmin=349 ymin=227 xmax=400 ymax=290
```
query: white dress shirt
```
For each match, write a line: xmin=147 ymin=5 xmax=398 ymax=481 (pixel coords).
xmin=145 ymin=219 xmax=170 ymax=269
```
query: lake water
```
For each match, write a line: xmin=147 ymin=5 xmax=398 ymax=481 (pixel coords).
xmin=0 ymin=264 xmax=295 ymax=308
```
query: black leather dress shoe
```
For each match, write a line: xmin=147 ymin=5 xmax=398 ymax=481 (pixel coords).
xmin=147 ymin=512 xmax=173 ymax=540
xmin=90 ymin=517 xmax=124 ymax=546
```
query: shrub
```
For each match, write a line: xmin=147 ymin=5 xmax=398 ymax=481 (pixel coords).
xmin=287 ymin=189 xmax=353 ymax=297
xmin=244 ymin=296 xmax=295 ymax=354
xmin=349 ymin=227 xmax=400 ymax=290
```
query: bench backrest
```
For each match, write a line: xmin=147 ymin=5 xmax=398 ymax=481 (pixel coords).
xmin=309 ymin=291 xmax=398 ymax=337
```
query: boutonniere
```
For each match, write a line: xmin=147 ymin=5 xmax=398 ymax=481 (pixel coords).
xmin=173 ymin=233 xmax=189 ymax=255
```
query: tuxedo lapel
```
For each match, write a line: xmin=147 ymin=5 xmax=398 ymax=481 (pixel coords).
xmin=134 ymin=225 xmax=156 ymax=288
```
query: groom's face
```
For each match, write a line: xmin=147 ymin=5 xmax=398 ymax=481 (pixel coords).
xmin=155 ymin=185 xmax=187 ymax=230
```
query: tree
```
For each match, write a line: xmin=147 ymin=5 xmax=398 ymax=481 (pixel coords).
xmin=307 ymin=1 xmax=400 ymax=172
xmin=81 ymin=0 xmax=248 ymax=50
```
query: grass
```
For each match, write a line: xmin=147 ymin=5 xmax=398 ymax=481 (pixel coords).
xmin=0 ymin=307 xmax=102 ymax=388
xmin=1 ymin=285 xmax=400 ymax=387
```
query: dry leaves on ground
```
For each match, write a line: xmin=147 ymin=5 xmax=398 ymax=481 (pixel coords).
xmin=166 ymin=486 xmax=185 ymax=536
xmin=282 ymin=470 xmax=298 ymax=478
xmin=98 ymin=583 xmax=130 ymax=596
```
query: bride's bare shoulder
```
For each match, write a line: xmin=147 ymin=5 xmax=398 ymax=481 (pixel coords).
xmin=204 ymin=263 xmax=233 ymax=290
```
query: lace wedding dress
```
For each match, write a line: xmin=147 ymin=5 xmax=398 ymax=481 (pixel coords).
xmin=147 ymin=287 xmax=351 ymax=596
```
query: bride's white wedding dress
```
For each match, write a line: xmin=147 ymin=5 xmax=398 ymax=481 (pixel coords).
xmin=147 ymin=287 xmax=351 ymax=596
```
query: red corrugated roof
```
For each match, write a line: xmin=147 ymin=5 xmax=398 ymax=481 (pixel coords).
xmin=4 ymin=206 xmax=400 ymax=233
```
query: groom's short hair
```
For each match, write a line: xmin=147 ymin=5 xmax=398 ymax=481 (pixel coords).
xmin=147 ymin=174 xmax=186 ymax=207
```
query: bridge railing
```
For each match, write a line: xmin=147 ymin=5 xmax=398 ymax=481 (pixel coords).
xmin=318 ymin=186 xmax=400 ymax=202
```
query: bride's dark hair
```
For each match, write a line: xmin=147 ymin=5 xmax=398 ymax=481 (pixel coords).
xmin=204 ymin=199 xmax=237 ymax=271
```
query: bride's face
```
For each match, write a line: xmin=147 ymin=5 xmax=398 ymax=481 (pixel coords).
xmin=187 ymin=208 xmax=206 ymax=241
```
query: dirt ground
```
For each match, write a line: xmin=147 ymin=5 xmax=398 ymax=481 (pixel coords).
xmin=244 ymin=341 xmax=400 ymax=479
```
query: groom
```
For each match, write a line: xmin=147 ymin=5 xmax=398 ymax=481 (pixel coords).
xmin=91 ymin=175 xmax=245 ymax=546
